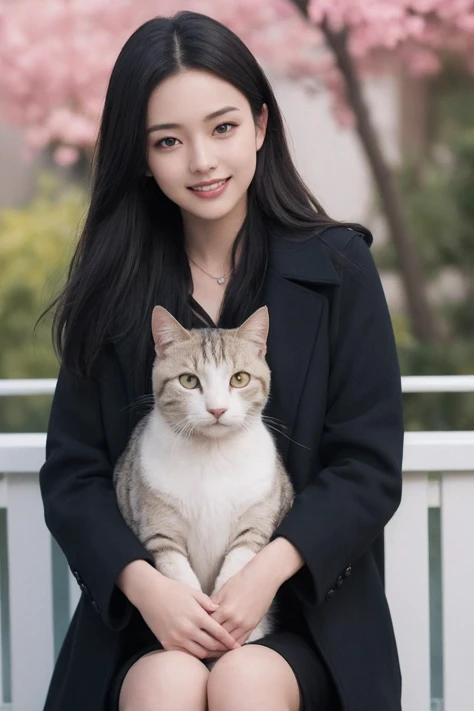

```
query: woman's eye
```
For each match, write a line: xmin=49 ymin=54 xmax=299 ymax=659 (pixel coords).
xmin=230 ymin=372 xmax=250 ymax=388
xmin=156 ymin=137 xmax=178 ymax=149
xmin=179 ymin=374 xmax=200 ymax=389
xmin=154 ymin=123 xmax=236 ymax=149
xmin=214 ymin=122 xmax=236 ymax=135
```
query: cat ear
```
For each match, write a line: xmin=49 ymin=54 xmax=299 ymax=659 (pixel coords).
xmin=235 ymin=306 xmax=269 ymax=357
xmin=151 ymin=306 xmax=191 ymax=353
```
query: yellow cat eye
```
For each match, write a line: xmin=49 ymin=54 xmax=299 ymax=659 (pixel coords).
xmin=230 ymin=372 xmax=250 ymax=388
xmin=179 ymin=374 xmax=200 ymax=389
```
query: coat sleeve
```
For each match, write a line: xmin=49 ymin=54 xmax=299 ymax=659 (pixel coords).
xmin=39 ymin=351 xmax=155 ymax=631
xmin=270 ymin=233 xmax=404 ymax=607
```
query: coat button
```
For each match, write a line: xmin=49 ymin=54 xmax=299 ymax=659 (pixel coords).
xmin=336 ymin=576 xmax=344 ymax=588
xmin=79 ymin=582 xmax=91 ymax=598
xmin=344 ymin=565 xmax=352 ymax=578
xmin=326 ymin=589 xmax=335 ymax=601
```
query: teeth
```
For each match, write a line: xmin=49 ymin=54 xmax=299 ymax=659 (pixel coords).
xmin=191 ymin=179 xmax=227 ymax=192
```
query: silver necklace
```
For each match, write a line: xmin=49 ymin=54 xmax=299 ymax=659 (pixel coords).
xmin=187 ymin=255 xmax=232 ymax=285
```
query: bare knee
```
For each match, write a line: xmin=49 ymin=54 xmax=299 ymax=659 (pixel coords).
xmin=119 ymin=649 xmax=209 ymax=711
xmin=207 ymin=645 xmax=301 ymax=711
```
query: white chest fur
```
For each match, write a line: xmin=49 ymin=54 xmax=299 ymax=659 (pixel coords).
xmin=139 ymin=411 xmax=277 ymax=591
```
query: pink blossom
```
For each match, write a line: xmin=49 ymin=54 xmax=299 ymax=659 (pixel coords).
xmin=54 ymin=145 xmax=81 ymax=166
xmin=1 ymin=0 xmax=474 ymax=163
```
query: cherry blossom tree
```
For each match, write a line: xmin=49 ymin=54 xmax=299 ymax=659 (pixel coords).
xmin=289 ymin=0 xmax=474 ymax=344
xmin=2 ymin=0 xmax=474 ymax=341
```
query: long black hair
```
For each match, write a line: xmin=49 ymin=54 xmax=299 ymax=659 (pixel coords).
xmin=37 ymin=10 xmax=371 ymax=393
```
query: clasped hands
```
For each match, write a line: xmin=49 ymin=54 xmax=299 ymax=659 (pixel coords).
xmin=200 ymin=561 xmax=280 ymax=661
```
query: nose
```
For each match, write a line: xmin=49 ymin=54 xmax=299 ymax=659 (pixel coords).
xmin=189 ymin=140 xmax=217 ymax=174
xmin=208 ymin=408 xmax=227 ymax=420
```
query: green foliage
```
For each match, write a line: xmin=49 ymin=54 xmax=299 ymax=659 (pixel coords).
xmin=374 ymin=69 xmax=474 ymax=431
xmin=399 ymin=339 xmax=474 ymax=430
xmin=0 ymin=172 xmax=87 ymax=431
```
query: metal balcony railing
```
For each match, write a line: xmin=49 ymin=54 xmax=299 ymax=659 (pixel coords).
xmin=0 ymin=376 xmax=473 ymax=711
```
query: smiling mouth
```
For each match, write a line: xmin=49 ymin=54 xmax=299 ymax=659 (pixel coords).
xmin=188 ymin=177 xmax=231 ymax=192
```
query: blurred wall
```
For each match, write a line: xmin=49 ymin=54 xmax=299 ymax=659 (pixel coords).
xmin=0 ymin=123 xmax=42 ymax=208
xmin=268 ymin=67 xmax=400 ymax=231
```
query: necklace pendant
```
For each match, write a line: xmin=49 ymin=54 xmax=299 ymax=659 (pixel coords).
xmin=217 ymin=276 xmax=226 ymax=284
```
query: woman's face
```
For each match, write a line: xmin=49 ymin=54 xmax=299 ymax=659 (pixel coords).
xmin=145 ymin=69 xmax=267 ymax=227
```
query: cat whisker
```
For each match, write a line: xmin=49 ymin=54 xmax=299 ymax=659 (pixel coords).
xmin=173 ymin=416 xmax=200 ymax=452
xmin=264 ymin=423 xmax=312 ymax=451
xmin=262 ymin=421 xmax=289 ymax=433
xmin=121 ymin=395 xmax=155 ymax=414
xmin=128 ymin=403 xmax=154 ymax=413
xmin=238 ymin=424 xmax=252 ymax=438
xmin=170 ymin=421 xmax=190 ymax=460
xmin=171 ymin=416 xmax=193 ymax=441
xmin=261 ymin=415 xmax=290 ymax=432
xmin=183 ymin=421 xmax=197 ymax=441
xmin=134 ymin=393 xmax=155 ymax=403
xmin=262 ymin=416 xmax=287 ymax=426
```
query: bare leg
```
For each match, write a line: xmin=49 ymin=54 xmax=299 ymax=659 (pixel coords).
xmin=119 ymin=649 xmax=210 ymax=711
xmin=207 ymin=645 xmax=301 ymax=711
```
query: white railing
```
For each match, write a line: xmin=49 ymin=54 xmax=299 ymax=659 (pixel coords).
xmin=0 ymin=376 xmax=473 ymax=711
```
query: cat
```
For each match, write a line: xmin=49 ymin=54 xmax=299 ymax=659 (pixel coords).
xmin=113 ymin=304 xmax=295 ymax=646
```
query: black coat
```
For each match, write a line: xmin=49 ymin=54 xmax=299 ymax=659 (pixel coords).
xmin=39 ymin=223 xmax=404 ymax=711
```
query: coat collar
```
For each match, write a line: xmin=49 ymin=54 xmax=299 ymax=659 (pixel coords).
xmin=267 ymin=221 xmax=342 ymax=286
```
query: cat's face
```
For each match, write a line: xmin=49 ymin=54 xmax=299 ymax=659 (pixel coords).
xmin=150 ymin=306 xmax=270 ymax=440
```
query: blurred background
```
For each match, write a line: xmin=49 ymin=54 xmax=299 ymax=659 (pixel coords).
xmin=1 ymin=0 xmax=473 ymax=434
xmin=0 ymin=2 xmax=473 ymax=711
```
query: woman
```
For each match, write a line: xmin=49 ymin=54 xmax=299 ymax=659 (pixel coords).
xmin=38 ymin=10 xmax=404 ymax=711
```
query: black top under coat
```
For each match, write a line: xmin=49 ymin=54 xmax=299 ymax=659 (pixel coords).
xmin=187 ymin=294 xmax=216 ymax=329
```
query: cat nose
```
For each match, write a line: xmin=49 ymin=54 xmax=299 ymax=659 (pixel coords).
xmin=208 ymin=408 xmax=227 ymax=420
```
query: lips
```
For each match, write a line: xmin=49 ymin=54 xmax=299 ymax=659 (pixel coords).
xmin=188 ymin=177 xmax=230 ymax=191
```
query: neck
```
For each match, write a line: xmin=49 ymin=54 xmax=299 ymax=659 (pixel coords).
xmin=181 ymin=196 xmax=247 ymax=272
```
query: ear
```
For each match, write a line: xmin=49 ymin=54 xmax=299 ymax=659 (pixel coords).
xmin=235 ymin=306 xmax=269 ymax=357
xmin=256 ymin=103 xmax=268 ymax=152
xmin=151 ymin=306 xmax=191 ymax=354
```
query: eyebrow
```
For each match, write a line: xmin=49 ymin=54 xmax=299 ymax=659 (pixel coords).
xmin=146 ymin=106 xmax=240 ymax=134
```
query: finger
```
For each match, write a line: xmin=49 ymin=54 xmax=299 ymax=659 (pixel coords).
xmin=211 ymin=611 xmax=239 ymax=637
xmin=203 ymin=615 xmax=240 ymax=650
xmin=209 ymin=612 xmax=240 ymax=637
xmin=194 ymin=630 xmax=228 ymax=652
xmin=208 ymin=607 xmax=226 ymax=624
xmin=222 ymin=619 xmax=237 ymax=635
xmin=225 ymin=628 xmax=243 ymax=644
xmin=227 ymin=628 xmax=250 ymax=645
xmin=228 ymin=626 xmax=246 ymax=638
xmin=180 ymin=640 xmax=214 ymax=660
xmin=194 ymin=592 xmax=221 ymax=614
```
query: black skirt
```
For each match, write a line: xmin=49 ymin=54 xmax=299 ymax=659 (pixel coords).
xmin=105 ymin=586 xmax=342 ymax=711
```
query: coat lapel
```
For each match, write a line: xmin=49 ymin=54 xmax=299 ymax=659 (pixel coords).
xmin=260 ymin=224 xmax=341 ymax=462
xmin=112 ymin=223 xmax=342 ymax=458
